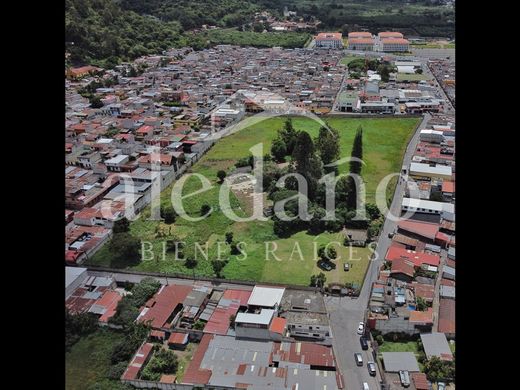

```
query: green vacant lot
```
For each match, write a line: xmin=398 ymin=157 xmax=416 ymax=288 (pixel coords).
xmin=396 ymin=73 xmax=431 ymax=82
xmin=88 ymin=116 xmax=419 ymax=287
xmin=66 ymin=329 xmax=128 ymax=390
xmin=340 ymin=55 xmax=361 ymax=66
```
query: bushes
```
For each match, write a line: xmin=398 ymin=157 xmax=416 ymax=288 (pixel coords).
xmin=109 ymin=277 xmax=161 ymax=327
xmin=140 ymin=348 xmax=179 ymax=381
xmin=65 ymin=309 xmax=99 ymax=350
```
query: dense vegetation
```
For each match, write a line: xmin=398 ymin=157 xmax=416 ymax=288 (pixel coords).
xmin=66 ymin=0 xmax=453 ymax=68
xmin=203 ymin=28 xmax=311 ymax=48
xmin=266 ymin=0 xmax=455 ymax=38
xmin=120 ymin=0 xmax=262 ymax=30
xmin=66 ymin=0 xmax=205 ymax=68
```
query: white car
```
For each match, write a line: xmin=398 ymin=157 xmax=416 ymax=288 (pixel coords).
xmin=357 ymin=322 xmax=365 ymax=335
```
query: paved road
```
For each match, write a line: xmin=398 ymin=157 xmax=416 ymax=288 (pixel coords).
xmin=326 ymin=113 xmax=431 ymax=390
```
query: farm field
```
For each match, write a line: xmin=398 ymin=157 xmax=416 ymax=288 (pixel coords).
xmin=88 ymin=116 xmax=419 ymax=287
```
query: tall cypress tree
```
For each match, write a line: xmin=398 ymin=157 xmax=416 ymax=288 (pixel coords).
xmin=346 ymin=126 xmax=364 ymax=210
xmin=350 ymin=126 xmax=363 ymax=175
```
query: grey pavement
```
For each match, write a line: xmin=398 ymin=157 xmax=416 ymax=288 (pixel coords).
xmin=326 ymin=113 xmax=431 ymax=390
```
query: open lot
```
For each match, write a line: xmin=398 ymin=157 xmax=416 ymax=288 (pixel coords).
xmin=396 ymin=73 xmax=432 ymax=82
xmin=88 ymin=116 xmax=419 ymax=287
xmin=65 ymin=329 xmax=128 ymax=390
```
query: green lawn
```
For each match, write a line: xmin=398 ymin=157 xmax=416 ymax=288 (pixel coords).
xmin=396 ymin=73 xmax=431 ymax=82
xmin=66 ymin=329 xmax=128 ymax=390
xmin=340 ymin=55 xmax=361 ymax=66
xmin=88 ymin=116 xmax=419 ymax=287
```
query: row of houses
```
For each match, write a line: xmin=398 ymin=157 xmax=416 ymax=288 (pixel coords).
xmin=65 ymin=267 xmax=342 ymax=389
xmin=366 ymin=113 xmax=455 ymax=341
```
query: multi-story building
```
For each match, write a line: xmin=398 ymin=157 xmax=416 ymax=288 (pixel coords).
xmin=315 ymin=32 xmax=343 ymax=49
xmin=347 ymin=38 xmax=374 ymax=51
xmin=381 ymin=38 xmax=410 ymax=52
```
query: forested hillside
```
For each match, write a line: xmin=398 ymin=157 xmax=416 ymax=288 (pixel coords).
xmin=66 ymin=0 xmax=454 ymax=68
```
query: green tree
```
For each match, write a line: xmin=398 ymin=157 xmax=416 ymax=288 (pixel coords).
xmin=423 ymin=356 xmax=455 ymax=382
xmin=113 ymin=217 xmax=130 ymax=233
xmin=350 ymin=126 xmax=363 ymax=175
xmin=211 ymin=259 xmax=226 ymax=278
xmin=415 ymin=68 xmax=423 ymax=74
xmin=416 ymin=296 xmax=428 ymax=311
xmin=107 ymin=361 xmax=129 ymax=379
xmin=225 ymin=232 xmax=233 ymax=244
xmin=365 ymin=203 xmax=381 ymax=220
xmin=185 ymin=257 xmax=198 ymax=269
xmin=109 ymin=232 xmax=141 ymax=266
xmin=310 ymin=272 xmax=327 ymax=288
xmin=315 ymin=124 xmax=340 ymax=168
xmin=89 ymin=95 xmax=104 ymax=108
xmin=200 ymin=204 xmax=211 ymax=216
xmin=217 ymin=170 xmax=227 ymax=183
xmin=253 ymin=22 xmax=264 ymax=32
xmin=271 ymin=138 xmax=287 ymax=162
xmin=278 ymin=118 xmax=299 ymax=155
xmin=318 ymin=245 xmax=337 ymax=262
xmin=161 ymin=205 xmax=177 ymax=224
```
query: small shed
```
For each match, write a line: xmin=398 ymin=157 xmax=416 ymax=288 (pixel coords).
xmin=168 ymin=332 xmax=189 ymax=350
xmin=343 ymin=228 xmax=368 ymax=247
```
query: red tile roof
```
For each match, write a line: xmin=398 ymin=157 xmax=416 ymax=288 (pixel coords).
xmin=442 ymin=181 xmax=455 ymax=193
xmin=381 ymin=38 xmax=409 ymax=44
xmin=390 ymin=258 xmax=415 ymax=278
xmin=168 ymin=332 xmax=188 ymax=345
xmin=269 ymin=317 xmax=287 ymax=334
xmin=272 ymin=342 xmax=336 ymax=367
xmin=222 ymin=289 xmax=252 ymax=306
xmin=150 ymin=330 xmax=165 ymax=339
xmin=121 ymin=342 xmax=154 ymax=381
xmin=412 ymin=372 xmax=430 ymax=390
xmin=397 ymin=219 xmax=439 ymax=240
xmin=410 ymin=282 xmax=435 ymax=302
xmin=379 ymin=31 xmax=404 ymax=38
xmin=182 ymin=334 xmax=213 ymax=385
xmin=385 ymin=247 xmax=440 ymax=267
xmin=203 ymin=299 xmax=240 ymax=335
xmin=409 ymin=308 xmax=433 ymax=324
xmin=438 ymin=298 xmax=455 ymax=334
xmin=136 ymin=125 xmax=153 ymax=134
xmin=348 ymin=32 xmax=372 ymax=38
xmin=94 ymin=290 xmax=122 ymax=323
xmin=160 ymin=374 xmax=176 ymax=383
xmin=138 ymin=284 xmax=192 ymax=329
xmin=316 ymin=32 xmax=343 ymax=41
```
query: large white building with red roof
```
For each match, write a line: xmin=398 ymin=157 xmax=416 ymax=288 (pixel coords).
xmin=315 ymin=32 xmax=343 ymax=49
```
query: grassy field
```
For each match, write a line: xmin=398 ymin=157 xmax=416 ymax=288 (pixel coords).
xmin=340 ymin=55 xmax=361 ymax=66
xmin=66 ymin=329 xmax=128 ymax=390
xmin=88 ymin=116 xmax=419 ymax=287
xmin=396 ymin=73 xmax=431 ymax=82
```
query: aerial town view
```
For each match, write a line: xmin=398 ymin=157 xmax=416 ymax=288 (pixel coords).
xmin=65 ymin=1 xmax=455 ymax=390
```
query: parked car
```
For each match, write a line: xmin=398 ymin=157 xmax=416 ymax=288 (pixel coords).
xmin=357 ymin=322 xmax=365 ymax=335
xmin=399 ymin=370 xmax=410 ymax=387
xmin=360 ymin=336 xmax=369 ymax=350
xmin=437 ymin=382 xmax=446 ymax=390
xmin=318 ymin=260 xmax=333 ymax=271
xmin=362 ymin=383 xmax=370 ymax=390
xmin=367 ymin=361 xmax=377 ymax=376
xmin=354 ymin=353 xmax=363 ymax=366
xmin=344 ymin=263 xmax=350 ymax=271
